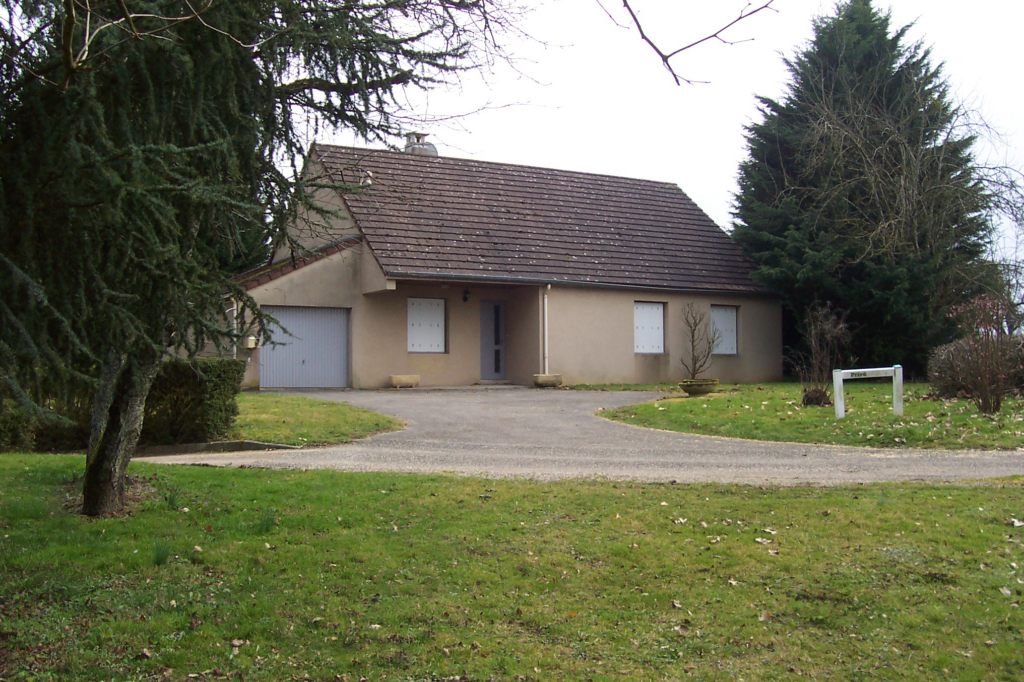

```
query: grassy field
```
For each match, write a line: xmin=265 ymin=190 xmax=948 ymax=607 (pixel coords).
xmin=603 ymin=382 xmax=1024 ymax=451
xmin=2 ymin=454 xmax=1023 ymax=681
xmin=231 ymin=392 xmax=403 ymax=446
xmin=566 ymin=383 xmax=681 ymax=392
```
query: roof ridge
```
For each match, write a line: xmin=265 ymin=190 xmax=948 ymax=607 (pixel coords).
xmin=314 ymin=143 xmax=683 ymax=190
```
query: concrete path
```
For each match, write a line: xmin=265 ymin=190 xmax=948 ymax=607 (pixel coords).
xmin=136 ymin=387 xmax=1024 ymax=485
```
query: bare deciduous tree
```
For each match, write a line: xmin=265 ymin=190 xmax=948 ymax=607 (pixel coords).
xmin=794 ymin=64 xmax=1023 ymax=322
xmin=680 ymin=303 xmax=722 ymax=380
xmin=796 ymin=303 xmax=852 ymax=407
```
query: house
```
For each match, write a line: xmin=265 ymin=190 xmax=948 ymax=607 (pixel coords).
xmin=235 ymin=137 xmax=782 ymax=389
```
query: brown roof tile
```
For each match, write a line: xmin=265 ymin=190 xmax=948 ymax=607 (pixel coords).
xmin=313 ymin=145 xmax=766 ymax=294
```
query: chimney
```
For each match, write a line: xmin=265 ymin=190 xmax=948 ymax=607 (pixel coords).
xmin=404 ymin=132 xmax=438 ymax=157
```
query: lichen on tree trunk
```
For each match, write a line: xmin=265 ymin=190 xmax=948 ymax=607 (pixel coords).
xmin=82 ymin=349 xmax=161 ymax=517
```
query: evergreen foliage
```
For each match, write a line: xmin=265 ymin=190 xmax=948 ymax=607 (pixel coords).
xmin=0 ymin=0 xmax=512 ymax=514
xmin=732 ymin=0 xmax=999 ymax=372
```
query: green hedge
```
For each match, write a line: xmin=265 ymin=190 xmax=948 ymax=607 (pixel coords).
xmin=0 ymin=358 xmax=245 ymax=452
xmin=142 ymin=358 xmax=246 ymax=445
xmin=0 ymin=399 xmax=36 ymax=452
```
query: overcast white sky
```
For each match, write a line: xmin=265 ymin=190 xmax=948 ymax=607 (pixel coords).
xmin=328 ymin=0 xmax=1022 ymax=248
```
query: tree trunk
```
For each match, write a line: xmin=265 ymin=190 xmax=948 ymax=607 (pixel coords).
xmin=82 ymin=349 xmax=161 ymax=516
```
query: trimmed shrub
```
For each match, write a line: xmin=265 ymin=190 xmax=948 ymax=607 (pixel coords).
xmin=11 ymin=358 xmax=245 ymax=451
xmin=802 ymin=387 xmax=832 ymax=407
xmin=0 ymin=399 xmax=35 ymax=452
xmin=927 ymin=339 xmax=972 ymax=399
xmin=142 ymin=358 xmax=246 ymax=445
xmin=928 ymin=334 xmax=1023 ymax=404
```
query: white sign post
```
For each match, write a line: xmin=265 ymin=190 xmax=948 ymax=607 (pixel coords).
xmin=832 ymin=365 xmax=903 ymax=419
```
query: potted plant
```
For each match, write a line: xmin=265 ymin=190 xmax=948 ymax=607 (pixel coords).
xmin=678 ymin=303 xmax=721 ymax=396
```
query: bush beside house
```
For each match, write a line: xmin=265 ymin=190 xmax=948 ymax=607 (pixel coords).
xmin=142 ymin=358 xmax=246 ymax=445
xmin=0 ymin=358 xmax=245 ymax=452
xmin=928 ymin=338 xmax=1024 ymax=399
xmin=927 ymin=296 xmax=1023 ymax=413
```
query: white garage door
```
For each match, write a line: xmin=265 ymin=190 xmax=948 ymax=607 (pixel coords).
xmin=260 ymin=306 xmax=349 ymax=388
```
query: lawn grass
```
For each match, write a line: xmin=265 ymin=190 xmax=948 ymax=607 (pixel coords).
xmin=3 ymin=454 xmax=1023 ymax=681
xmin=566 ymin=383 xmax=681 ymax=392
xmin=604 ymin=382 xmax=1024 ymax=451
xmin=232 ymin=392 xmax=403 ymax=446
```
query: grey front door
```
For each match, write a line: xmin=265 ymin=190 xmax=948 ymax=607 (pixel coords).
xmin=480 ymin=301 xmax=506 ymax=380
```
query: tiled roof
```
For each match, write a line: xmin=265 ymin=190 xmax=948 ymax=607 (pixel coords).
xmin=313 ymin=144 xmax=766 ymax=294
xmin=234 ymin=236 xmax=362 ymax=291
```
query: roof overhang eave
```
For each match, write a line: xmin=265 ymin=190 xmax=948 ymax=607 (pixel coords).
xmin=384 ymin=270 xmax=774 ymax=297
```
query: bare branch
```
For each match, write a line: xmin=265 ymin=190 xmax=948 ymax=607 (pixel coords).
xmin=618 ymin=0 xmax=777 ymax=85
xmin=115 ymin=0 xmax=140 ymax=39
xmin=593 ymin=0 xmax=628 ymax=29
xmin=277 ymin=72 xmax=416 ymax=100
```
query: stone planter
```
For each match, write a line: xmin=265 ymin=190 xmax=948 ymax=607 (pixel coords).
xmin=533 ymin=373 xmax=563 ymax=388
xmin=389 ymin=374 xmax=420 ymax=388
xmin=678 ymin=379 xmax=719 ymax=396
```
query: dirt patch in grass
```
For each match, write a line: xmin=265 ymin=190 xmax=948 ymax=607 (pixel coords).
xmin=59 ymin=473 xmax=160 ymax=515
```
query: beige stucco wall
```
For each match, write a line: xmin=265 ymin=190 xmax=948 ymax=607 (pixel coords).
xmin=271 ymin=158 xmax=360 ymax=263
xmin=546 ymin=286 xmax=782 ymax=385
xmin=246 ymin=156 xmax=781 ymax=388
xmin=246 ymin=247 xmax=541 ymax=388
xmin=245 ymin=247 xmax=781 ymax=388
xmin=351 ymin=283 xmax=540 ymax=388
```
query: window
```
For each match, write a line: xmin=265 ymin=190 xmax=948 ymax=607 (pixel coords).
xmin=711 ymin=305 xmax=738 ymax=355
xmin=408 ymin=298 xmax=446 ymax=353
xmin=634 ymin=302 xmax=665 ymax=354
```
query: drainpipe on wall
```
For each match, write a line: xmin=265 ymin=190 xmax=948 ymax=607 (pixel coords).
xmin=227 ymin=301 xmax=238 ymax=360
xmin=543 ymin=284 xmax=550 ymax=374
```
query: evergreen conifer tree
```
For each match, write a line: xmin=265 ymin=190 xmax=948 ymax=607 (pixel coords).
xmin=0 ymin=1 xmax=515 ymax=514
xmin=732 ymin=0 xmax=998 ymax=371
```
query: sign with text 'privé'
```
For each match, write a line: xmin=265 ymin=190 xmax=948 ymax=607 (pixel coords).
xmin=833 ymin=366 xmax=904 ymax=419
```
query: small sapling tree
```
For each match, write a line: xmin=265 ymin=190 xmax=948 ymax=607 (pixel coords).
xmin=680 ymin=303 xmax=722 ymax=380
xmin=797 ymin=303 xmax=852 ymax=406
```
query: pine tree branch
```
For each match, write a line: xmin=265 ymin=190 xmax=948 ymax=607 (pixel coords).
xmin=276 ymin=72 xmax=416 ymax=99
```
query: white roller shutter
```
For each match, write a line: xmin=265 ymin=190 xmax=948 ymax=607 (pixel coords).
xmin=634 ymin=302 xmax=665 ymax=354
xmin=260 ymin=306 xmax=349 ymax=388
xmin=408 ymin=298 xmax=446 ymax=353
xmin=711 ymin=305 xmax=738 ymax=355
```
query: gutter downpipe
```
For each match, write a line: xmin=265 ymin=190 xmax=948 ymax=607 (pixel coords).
xmin=227 ymin=301 xmax=238 ymax=360
xmin=543 ymin=284 xmax=550 ymax=375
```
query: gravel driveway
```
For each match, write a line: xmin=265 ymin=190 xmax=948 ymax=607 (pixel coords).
xmin=137 ymin=387 xmax=1024 ymax=485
